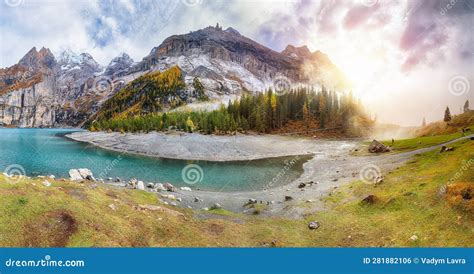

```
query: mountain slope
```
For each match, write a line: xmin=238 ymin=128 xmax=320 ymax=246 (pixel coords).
xmin=134 ymin=25 xmax=348 ymax=94
xmin=0 ymin=25 xmax=348 ymax=128
xmin=89 ymin=66 xmax=189 ymax=122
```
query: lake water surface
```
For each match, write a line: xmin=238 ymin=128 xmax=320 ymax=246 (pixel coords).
xmin=0 ymin=128 xmax=309 ymax=192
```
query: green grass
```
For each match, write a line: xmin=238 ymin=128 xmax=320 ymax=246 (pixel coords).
xmin=352 ymin=129 xmax=471 ymax=156
xmin=381 ymin=130 xmax=470 ymax=153
xmin=311 ymin=138 xmax=473 ymax=247
xmin=0 ymin=139 xmax=472 ymax=247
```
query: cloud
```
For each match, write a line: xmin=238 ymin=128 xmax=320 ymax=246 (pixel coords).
xmin=399 ymin=0 xmax=474 ymax=71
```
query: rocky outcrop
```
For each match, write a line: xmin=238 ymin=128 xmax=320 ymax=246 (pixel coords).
xmin=0 ymin=76 xmax=56 ymax=127
xmin=0 ymin=47 xmax=115 ymax=127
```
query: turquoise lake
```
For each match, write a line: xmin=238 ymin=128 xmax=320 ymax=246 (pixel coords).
xmin=0 ymin=128 xmax=309 ymax=192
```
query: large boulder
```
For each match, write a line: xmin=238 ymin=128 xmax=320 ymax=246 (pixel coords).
xmin=368 ymin=140 xmax=391 ymax=153
xmin=68 ymin=169 xmax=82 ymax=181
xmin=69 ymin=168 xmax=95 ymax=181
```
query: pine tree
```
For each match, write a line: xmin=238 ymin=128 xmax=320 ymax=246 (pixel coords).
xmin=422 ymin=117 xmax=426 ymax=127
xmin=444 ymin=106 xmax=452 ymax=122
xmin=302 ymin=101 xmax=310 ymax=131
xmin=193 ymin=77 xmax=207 ymax=101
xmin=319 ymin=92 xmax=327 ymax=129
xmin=464 ymin=100 xmax=470 ymax=113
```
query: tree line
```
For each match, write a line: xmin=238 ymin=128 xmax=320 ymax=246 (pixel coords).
xmin=90 ymin=86 xmax=371 ymax=136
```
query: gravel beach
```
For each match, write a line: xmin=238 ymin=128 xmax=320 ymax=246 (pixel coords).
xmin=66 ymin=131 xmax=473 ymax=218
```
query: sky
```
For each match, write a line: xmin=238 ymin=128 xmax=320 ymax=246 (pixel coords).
xmin=0 ymin=0 xmax=473 ymax=126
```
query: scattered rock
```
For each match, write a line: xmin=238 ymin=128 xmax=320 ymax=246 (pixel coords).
xmin=409 ymin=235 xmax=418 ymax=241
xmin=42 ymin=180 xmax=51 ymax=187
xmin=243 ymin=199 xmax=257 ymax=207
xmin=136 ymin=204 xmax=184 ymax=217
xmin=210 ymin=203 xmax=222 ymax=210
xmin=462 ymin=189 xmax=472 ymax=200
xmin=308 ymin=221 xmax=320 ymax=230
xmin=298 ymin=182 xmax=306 ymax=188
xmin=375 ymin=176 xmax=384 ymax=184
xmin=146 ymin=182 xmax=155 ymax=188
xmin=136 ymin=181 xmax=145 ymax=190
xmin=262 ymin=239 xmax=278 ymax=247
xmin=161 ymin=194 xmax=176 ymax=200
xmin=361 ymin=194 xmax=376 ymax=204
xmin=194 ymin=197 xmax=202 ymax=203
xmin=180 ymin=186 xmax=192 ymax=191
xmin=163 ymin=183 xmax=176 ymax=192
xmin=284 ymin=196 xmax=293 ymax=201
xmin=128 ymin=178 xmax=137 ymax=188
xmin=154 ymin=183 xmax=166 ymax=192
xmin=368 ymin=140 xmax=391 ymax=153
xmin=108 ymin=204 xmax=117 ymax=211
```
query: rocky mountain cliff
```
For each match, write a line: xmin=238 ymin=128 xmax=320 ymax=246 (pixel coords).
xmin=0 ymin=25 xmax=347 ymax=127
xmin=0 ymin=48 xmax=133 ymax=127
xmin=134 ymin=25 xmax=347 ymax=95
